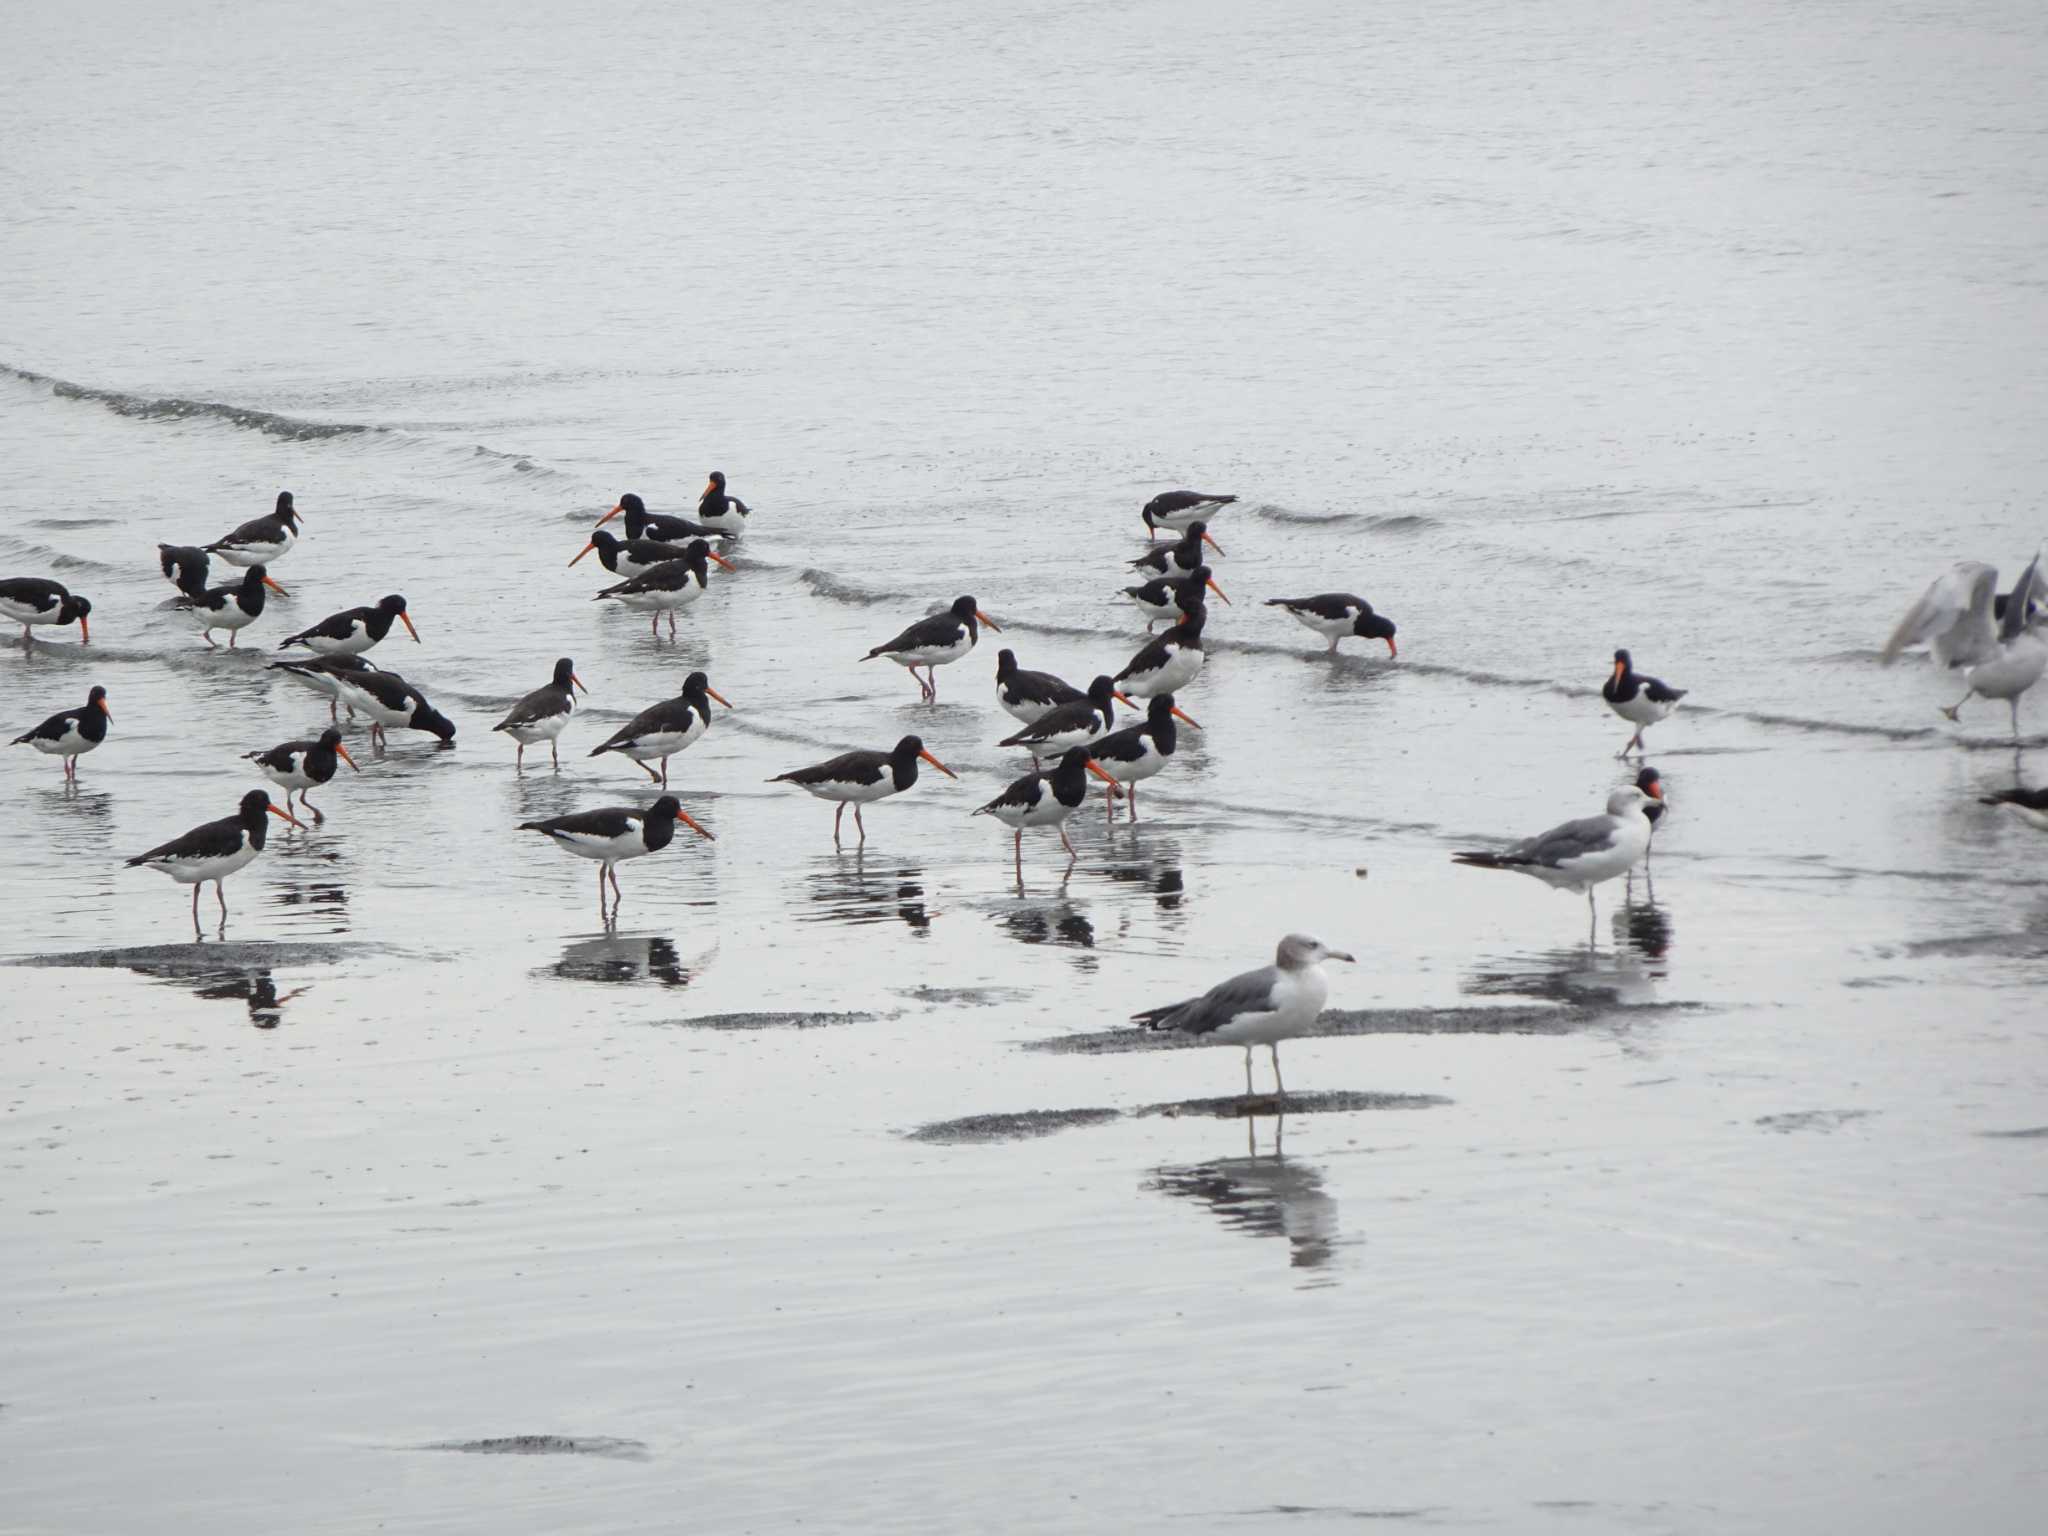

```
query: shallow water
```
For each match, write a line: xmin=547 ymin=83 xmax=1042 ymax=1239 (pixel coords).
xmin=5 ymin=1 xmax=2048 ymax=1531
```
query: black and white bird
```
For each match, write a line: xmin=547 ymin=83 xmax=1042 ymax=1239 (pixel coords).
xmin=0 ymin=577 xmax=92 ymax=646
xmin=1981 ymin=785 xmax=2048 ymax=831
xmin=177 ymin=563 xmax=280 ymax=648
xmin=594 ymin=493 xmax=731 ymax=545
xmin=1090 ymin=692 xmax=1198 ymax=822
xmin=331 ymin=668 xmax=458 ymax=749
xmin=244 ymin=727 xmax=359 ymax=824
xmin=975 ymin=746 xmax=1119 ymax=870
xmin=769 ymin=734 xmax=957 ymax=845
xmin=593 ymin=538 xmax=736 ymax=638
xmin=126 ymin=789 xmax=303 ymax=925
xmin=997 ymin=675 xmax=1126 ymax=761
xmin=269 ymin=653 xmax=381 ymax=723
xmin=493 ymin=657 xmax=588 ymax=770
xmin=1124 ymin=565 xmax=1229 ymax=631
xmin=1452 ymin=782 xmax=1663 ymax=933
xmin=1602 ymin=649 xmax=1686 ymax=756
xmin=1142 ymin=489 xmax=1237 ymax=539
xmin=157 ymin=543 xmax=211 ymax=598
xmin=588 ymin=671 xmax=733 ymax=785
xmin=1887 ymin=554 xmax=2047 ymax=738
xmin=11 ymin=685 xmax=110 ymax=781
xmin=570 ymin=528 xmax=689 ymax=583
xmin=1265 ymin=594 xmax=1398 ymax=657
xmin=1114 ymin=597 xmax=1207 ymax=700
xmin=1128 ymin=520 xmax=1224 ymax=580
xmin=277 ymin=594 xmax=419 ymax=657
xmin=520 ymin=794 xmax=715 ymax=914
xmin=205 ymin=492 xmax=303 ymax=576
xmin=1133 ymin=933 xmax=1356 ymax=1099
xmin=994 ymin=648 xmax=1087 ymax=727
xmin=863 ymin=595 xmax=1002 ymax=701
xmin=1635 ymin=767 xmax=1667 ymax=831
xmin=696 ymin=471 xmax=751 ymax=535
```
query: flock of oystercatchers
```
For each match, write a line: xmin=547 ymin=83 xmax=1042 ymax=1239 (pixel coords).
xmin=5 ymin=480 xmax=2045 ymax=1095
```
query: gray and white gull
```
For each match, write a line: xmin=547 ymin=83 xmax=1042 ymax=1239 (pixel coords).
xmin=1884 ymin=551 xmax=2046 ymax=737
xmin=1453 ymin=783 xmax=1661 ymax=932
xmin=1134 ymin=933 xmax=1355 ymax=1099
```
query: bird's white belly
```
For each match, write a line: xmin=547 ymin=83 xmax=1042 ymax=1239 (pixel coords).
xmin=804 ymin=777 xmax=898 ymax=804
xmin=615 ymin=580 xmax=704 ymax=612
xmin=1968 ymin=636 xmax=2047 ymax=699
xmin=339 ymin=685 xmax=414 ymax=726
xmin=259 ymin=757 xmax=314 ymax=791
xmin=1212 ymin=969 xmax=1327 ymax=1045
xmin=990 ymin=792 xmax=1070 ymax=831
xmin=548 ymin=829 xmax=649 ymax=863
xmin=0 ymin=598 xmax=56 ymax=625
xmin=1099 ymin=743 xmax=1166 ymax=785
xmin=891 ymin=634 xmax=973 ymax=668
xmin=1130 ymin=592 xmax=1180 ymax=622
xmin=147 ymin=842 xmax=260 ymax=886
xmin=698 ymin=509 xmax=746 ymax=534
xmin=620 ymin=722 xmax=702 ymax=759
xmin=216 ymin=536 xmax=290 ymax=565
xmin=305 ymin=623 xmax=372 ymax=656
xmin=1998 ymin=802 xmax=2048 ymax=832
xmin=998 ymin=692 xmax=1056 ymax=726
xmin=1128 ymin=648 xmax=1202 ymax=697
xmin=1292 ymin=609 xmax=1353 ymax=639
xmin=1531 ymin=820 xmax=1651 ymax=893
xmin=193 ymin=602 xmax=258 ymax=631
xmin=503 ymin=709 xmax=572 ymax=744
xmin=1608 ymin=691 xmax=1675 ymax=726
xmin=30 ymin=724 xmax=95 ymax=757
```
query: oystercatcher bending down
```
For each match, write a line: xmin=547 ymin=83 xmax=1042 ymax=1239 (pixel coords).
xmin=975 ymin=745 xmax=1119 ymax=870
xmin=127 ymin=789 xmax=303 ymax=924
xmin=994 ymin=648 xmax=1086 ymax=727
xmin=331 ymin=668 xmax=457 ymax=749
xmin=1142 ymin=489 xmax=1236 ymax=539
xmin=269 ymin=653 xmax=380 ymax=723
xmin=589 ymin=671 xmax=732 ymax=785
xmin=493 ymin=656 xmax=588 ymax=771
xmin=245 ymin=727 xmax=359 ymax=824
xmin=1134 ymin=933 xmax=1356 ymax=1099
xmin=863 ymin=595 xmax=1001 ymax=701
xmin=1602 ymin=649 xmax=1687 ymax=757
xmin=278 ymin=594 xmax=418 ymax=657
xmin=1265 ymin=594 xmax=1398 ymax=657
xmin=0 ymin=577 xmax=92 ymax=646
xmin=521 ymin=794 xmax=714 ymax=914
xmin=158 ymin=544 xmax=211 ymax=598
xmin=769 ymin=734 xmax=956 ymax=845
xmin=11 ymin=685 xmax=110 ymax=781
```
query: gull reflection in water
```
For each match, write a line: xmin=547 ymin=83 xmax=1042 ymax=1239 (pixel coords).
xmin=1145 ymin=1114 xmax=1340 ymax=1277
xmin=1466 ymin=889 xmax=1675 ymax=1006
xmin=551 ymin=931 xmax=695 ymax=987
xmin=802 ymin=850 xmax=932 ymax=934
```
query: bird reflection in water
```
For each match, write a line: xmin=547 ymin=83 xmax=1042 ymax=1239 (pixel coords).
xmin=189 ymin=970 xmax=311 ymax=1028
xmin=1090 ymin=837 xmax=1187 ymax=923
xmin=995 ymin=881 xmax=1098 ymax=964
xmin=1145 ymin=1113 xmax=1339 ymax=1276
xmin=1465 ymin=892 xmax=1674 ymax=1006
xmin=803 ymin=850 xmax=931 ymax=934
xmin=552 ymin=931 xmax=693 ymax=986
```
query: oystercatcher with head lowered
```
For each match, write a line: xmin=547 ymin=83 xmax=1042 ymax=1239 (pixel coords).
xmin=696 ymin=471 xmax=751 ymax=535
xmin=205 ymin=492 xmax=303 ymax=585
xmin=1982 ymin=785 xmax=2048 ymax=831
xmin=1134 ymin=933 xmax=1356 ymax=1100
xmin=1129 ymin=520 xmax=1224 ymax=579
xmin=12 ymin=685 xmax=109 ymax=782
xmin=126 ymin=789 xmax=304 ymax=925
xmin=1453 ymin=782 xmax=1662 ymax=938
xmin=863 ymin=595 xmax=1001 ymax=702
xmin=245 ymin=727 xmax=359 ymax=824
xmin=494 ymin=657 xmax=588 ymax=771
xmin=177 ymin=563 xmax=280 ymax=648
xmin=571 ymin=528 xmax=690 ymax=583
xmin=157 ymin=543 xmax=211 ymax=598
xmin=998 ymin=675 xmax=1125 ymax=762
xmin=278 ymin=594 xmax=418 ymax=657
xmin=1602 ymin=649 xmax=1687 ymax=757
xmin=332 ymin=668 xmax=457 ymax=749
xmin=994 ymin=649 xmax=1086 ymax=727
xmin=1114 ymin=597 xmax=1207 ymax=700
xmin=1266 ymin=594 xmax=1398 ymax=657
xmin=770 ymin=735 xmax=956 ymax=845
xmin=1124 ymin=566 xmax=1229 ymax=632
xmin=593 ymin=539 xmax=736 ymax=638
xmin=594 ymin=492 xmax=731 ymax=545
xmin=270 ymin=653 xmax=380 ymax=723
xmin=1090 ymin=692 xmax=1198 ymax=822
xmin=0 ymin=577 xmax=91 ymax=646
xmin=521 ymin=794 xmax=714 ymax=916
xmin=1142 ymin=490 xmax=1237 ymax=539
xmin=976 ymin=746 xmax=1120 ymax=871
xmin=589 ymin=671 xmax=732 ymax=785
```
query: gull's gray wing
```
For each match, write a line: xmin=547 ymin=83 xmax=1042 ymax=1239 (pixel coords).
xmin=1882 ymin=562 xmax=1997 ymax=667
xmin=1505 ymin=814 xmax=1620 ymax=869
xmin=1997 ymin=552 xmax=2043 ymax=644
xmin=1135 ymin=963 xmax=1283 ymax=1036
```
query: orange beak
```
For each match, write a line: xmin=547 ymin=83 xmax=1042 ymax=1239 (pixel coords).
xmin=679 ymin=808 xmax=716 ymax=840
xmin=1205 ymin=577 xmax=1230 ymax=606
xmin=97 ymin=696 xmax=112 ymax=719
xmin=1170 ymin=704 xmax=1202 ymax=729
xmin=596 ymin=503 xmax=623 ymax=527
xmin=267 ymin=803 xmax=307 ymax=829
xmin=78 ymin=615 xmax=90 ymax=645
xmin=572 ymin=674 xmax=589 ymax=697
xmin=1085 ymin=760 xmax=1119 ymax=785
xmin=919 ymin=749 xmax=958 ymax=779
xmin=569 ymin=542 xmax=596 ymax=567
xmin=400 ymin=611 xmax=420 ymax=642
xmin=1612 ymin=659 xmax=1625 ymax=681
xmin=707 ymin=549 xmax=738 ymax=572
xmin=976 ymin=609 xmax=1003 ymax=632
xmin=706 ymin=685 xmax=734 ymax=708
xmin=337 ymin=744 xmax=360 ymax=772
xmin=1645 ymin=780 xmax=1664 ymax=801
xmin=1201 ymin=530 xmax=1224 ymax=555
xmin=702 ymin=480 xmax=716 ymax=498
xmin=1384 ymin=636 xmax=1398 ymax=658
xmin=262 ymin=575 xmax=288 ymax=595
xmin=1113 ymin=690 xmax=1138 ymax=709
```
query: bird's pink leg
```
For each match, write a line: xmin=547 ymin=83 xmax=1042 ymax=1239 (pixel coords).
xmin=854 ymin=805 xmax=867 ymax=843
xmin=833 ymin=803 xmax=845 ymax=846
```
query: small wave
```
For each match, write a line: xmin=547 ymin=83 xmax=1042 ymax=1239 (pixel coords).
xmin=0 ymin=535 xmax=121 ymax=577
xmin=28 ymin=517 xmax=120 ymax=531
xmin=799 ymin=568 xmax=908 ymax=607
xmin=1246 ymin=503 xmax=1439 ymax=532
xmin=4 ymin=362 xmax=377 ymax=442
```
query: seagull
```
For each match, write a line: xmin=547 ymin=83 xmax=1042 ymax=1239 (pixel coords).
xmin=588 ymin=671 xmax=732 ymax=785
xmin=769 ymin=735 xmax=957 ymax=845
xmin=126 ymin=789 xmax=304 ymax=925
xmin=1114 ymin=597 xmax=1207 ymax=700
xmin=0 ymin=577 xmax=92 ymax=646
xmin=1142 ymin=490 xmax=1237 ymax=539
xmin=277 ymin=594 xmax=419 ymax=657
xmin=862 ymin=595 xmax=1002 ymax=702
xmin=1912 ymin=555 xmax=2047 ymax=738
xmin=696 ymin=471 xmax=751 ymax=535
xmin=1603 ymin=649 xmax=1686 ymax=756
xmin=1452 ymin=782 xmax=1662 ymax=936
xmin=493 ymin=657 xmax=588 ymax=771
xmin=1133 ymin=934 xmax=1356 ymax=1099
xmin=592 ymin=539 xmax=736 ymax=638
xmin=1265 ymin=594 xmax=1398 ymax=657
xmin=1883 ymin=556 xmax=2042 ymax=670
xmin=244 ymin=727 xmax=360 ymax=824
xmin=993 ymin=648 xmax=1087 ymax=727
xmin=1129 ymin=520 xmax=1224 ymax=579
xmin=1981 ymin=786 xmax=2048 ymax=831
xmin=12 ymin=685 xmax=110 ymax=782
xmin=1123 ymin=565 xmax=1229 ymax=631
xmin=520 ymin=794 xmax=715 ymax=915
xmin=974 ymin=745 xmax=1120 ymax=871
xmin=997 ymin=676 xmax=1126 ymax=762
xmin=176 ymin=563 xmax=282 ymax=648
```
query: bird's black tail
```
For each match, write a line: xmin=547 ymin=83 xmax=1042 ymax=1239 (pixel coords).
xmin=1132 ymin=1000 xmax=1189 ymax=1030
xmin=1451 ymin=851 xmax=1522 ymax=870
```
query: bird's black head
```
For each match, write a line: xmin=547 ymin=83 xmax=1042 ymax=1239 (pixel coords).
xmin=551 ymin=656 xmax=577 ymax=688
xmin=237 ymin=789 xmax=275 ymax=822
xmin=1147 ymin=693 xmax=1180 ymax=723
xmin=378 ymin=594 xmax=408 ymax=614
xmin=893 ymin=735 xmax=927 ymax=761
xmin=62 ymin=594 xmax=92 ymax=622
xmin=951 ymin=595 xmax=980 ymax=620
xmin=683 ymin=670 xmax=711 ymax=694
xmin=707 ymin=471 xmax=726 ymax=488
xmin=1182 ymin=564 xmax=1214 ymax=586
xmin=87 ymin=684 xmax=108 ymax=707
xmin=1613 ymin=648 xmax=1633 ymax=667
xmin=1182 ymin=521 xmax=1206 ymax=541
xmin=414 ymin=701 xmax=457 ymax=742
xmin=1635 ymin=767 xmax=1661 ymax=794
xmin=995 ymin=647 xmax=1018 ymax=678
xmin=1355 ymin=609 xmax=1397 ymax=646
xmin=243 ymin=564 xmax=270 ymax=590
xmin=619 ymin=493 xmax=646 ymax=515
xmin=1055 ymin=745 xmax=1095 ymax=772
xmin=589 ymin=527 xmax=621 ymax=552
xmin=1086 ymin=674 xmax=1117 ymax=705
xmin=276 ymin=492 xmax=294 ymax=513
xmin=648 ymin=794 xmax=682 ymax=820
xmin=317 ymin=727 xmax=345 ymax=749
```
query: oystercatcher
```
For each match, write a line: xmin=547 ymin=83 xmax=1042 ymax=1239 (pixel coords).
xmin=1982 ymin=785 xmax=2048 ymax=831
xmin=205 ymin=492 xmax=303 ymax=583
xmin=696 ymin=471 xmax=751 ymax=535
xmin=975 ymin=745 xmax=1119 ymax=870
xmin=269 ymin=653 xmax=380 ymax=723
xmin=595 ymin=493 xmax=731 ymax=545
xmin=11 ymin=685 xmax=109 ymax=781
xmin=277 ymin=594 xmax=418 ymax=656
xmin=570 ymin=528 xmax=689 ymax=582
xmin=1128 ymin=520 xmax=1224 ymax=579
xmin=1141 ymin=489 xmax=1236 ymax=539
xmin=593 ymin=539 xmax=736 ymax=638
xmin=245 ymin=727 xmax=359 ymax=823
xmin=521 ymin=794 xmax=714 ymax=913
xmin=177 ymin=562 xmax=279 ymax=648
xmin=998 ymin=675 xmax=1125 ymax=761
xmin=0 ymin=577 xmax=91 ymax=646
xmin=157 ymin=543 xmax=211 ymax=598
xmin=1090 ymin=692 xmax=1198 ymax=822
xmin=769 ymin=734 xmax=956 ymax=845
xmin=1602 ymin=649 xmax=1687 ymax=756
xmin=1265 ymin=593 xmax=1398 ymax=657
xmin=588 ymin=671 xmax=732 ymax=785
xmin=332 ymin=668 xmax=457 ymax=748
xmin=493 ymin=657 xmax=588 ymax=770
xmin=1453 ymin=782 xmax=1662 ymax=936
xmin=1134 ymin=934 xmax=1356 ymax=1099
xmin=1114 ymin=597 xmax=1207 ymax=699
xmin=1123 ymin=565 xmax=1229 ymax=631
xmin=126 ymin=789 xmax=303 ymax=924
xmin=862 ymin=595 xmax=1001 ymax=701
xmin=994 ymin=649 xmax=1086 ymax=727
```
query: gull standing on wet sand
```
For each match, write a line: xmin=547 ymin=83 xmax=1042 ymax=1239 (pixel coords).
xmin=1133 ymin=934 xmax=1356 ymax=1099
xmin=1452 ymin=782 xmax=1662 ymax=938
xmin=862 ymin=595 xmax=1001 ymax=702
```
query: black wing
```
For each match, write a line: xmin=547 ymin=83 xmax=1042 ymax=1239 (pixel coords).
xmin=977 ymin=771 xmax=1047 ymax=815
xmin=771 ymin=749 xmax=889 ymax=787
xmin=0 ymin=576 xmax=67 ymax=609
xmin=128 ymin=814 xmax=243 ymax=865
xmin=1641 ymin=676 xmax=1687 ymax=703
xmin=865 ymin=611 xmax=958 ymax=658
xmin=1000 ymin=697 xmax=1099 ymax=745
xmin=14 ymin=707 xmax=82 ymax=745
xmin=496 ymin=683 xmax=570 ymax=730
xmin=281 ymin=605 xmax=371 ymax=647
xmin=521 ymin=806 xmax=643 ymax=838
xmin=1266 ymin=594 xmax=1361 ymax=621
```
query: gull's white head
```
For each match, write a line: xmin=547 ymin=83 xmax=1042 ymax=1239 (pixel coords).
xmin=1276 ymin=933 xmax=1356 ymax=969
xmin=1605 ymin=784 xmax=1660 ymax=819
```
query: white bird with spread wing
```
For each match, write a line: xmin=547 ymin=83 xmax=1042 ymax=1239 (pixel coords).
xmin=1883 ymin=551 xmax=2046 ymax=738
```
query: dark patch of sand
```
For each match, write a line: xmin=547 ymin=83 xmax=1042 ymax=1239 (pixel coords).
xmin=909 ymin=1089 xmax=1449 ymax=1145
